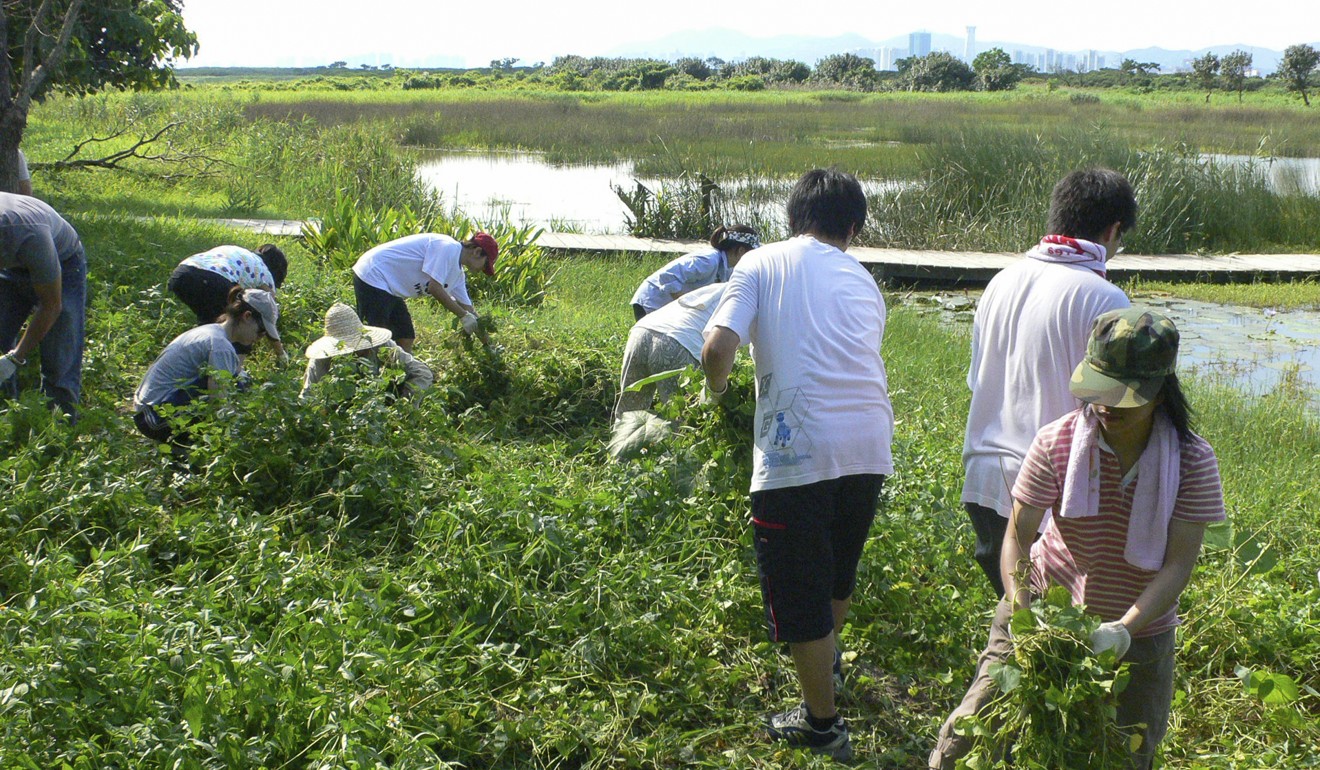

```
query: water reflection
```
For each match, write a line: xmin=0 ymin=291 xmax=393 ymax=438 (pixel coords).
xmin=912 ymin=293 xmax=1320 ymax=403
xmin=416 ymin=151 xmax=906 ymax=234
xmin=416 ymin=152 xmax=647 ymax=233
xmin=1204 ymin=154 xmax=1320 ymax=196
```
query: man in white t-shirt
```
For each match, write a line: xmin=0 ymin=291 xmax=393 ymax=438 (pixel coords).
xmin=702 ymin=168 xmax=894 ymax=763
xmin=961 ymin=168 xmax=1136 ymax=597
xmin=351 ymin=232 xmax=498 ymax=352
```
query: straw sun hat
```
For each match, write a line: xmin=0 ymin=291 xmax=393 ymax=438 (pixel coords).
xmin=305 ymin=303 xmax=393 ymax=360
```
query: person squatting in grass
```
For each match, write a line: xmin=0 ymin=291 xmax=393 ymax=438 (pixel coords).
xmin=930 ymin=309 xmax=1225 ymax=770
xmin=300 ymin=303 xmax=434 ymax=402
xmin=0 ymin=191 xmax=87 ymax=419
xmin=614 ymin=282 xmax=726 ymax=421
xmin=351 ymin=231 xmax=498 ymax=353
xmin=701 ymin=169 xmax=894 ymax=763
xmin=961 ymin=168 xmax=1136 ymax=598
xmin=630 ymin=224 xmax=760 ymax=320
xmin=167 ymin=243 xmax=290 ymax=362
xmin=132 ymin=287 xmax=280 ymax=449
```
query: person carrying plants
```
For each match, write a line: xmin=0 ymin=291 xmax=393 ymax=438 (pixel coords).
xmin=930 ymin=309 xmax=1225 ymax=770
xmin=614 ymin=282 xmax=726 ymax=420
xmin=300 ymin=303 xmax=434 ymax=402
xmin=351 ymin=232 xmax=497 ymax=353
xmin=701 ymin=169 xmax=893 ymax=763
xmin=133 ymin=287 xmax=279 ymax=449
xmin=167 ymin=243 xmax=289 ymax=362
xmin=961 ymin=168 xmax=1135 ymax=598
xmin=0 ymin=191 xmax=87 ymax=419
xmin=630 ymin=224 xmax=759 ymax=320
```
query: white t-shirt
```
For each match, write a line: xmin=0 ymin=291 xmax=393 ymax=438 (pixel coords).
xmin=961 ymin=256 xmax=1130 ymax=517
xmin=706 ymin=235 xmax=894 ymax=493
xmin=630 ymin=248 xmax=729 ymax=312
xmin=636 ymin=283 xmax=725 ymax=359
xmin=352 ymin=233 xmax=470 ymax=305
xmin=16 ymin=150 xmax=30 ymax=183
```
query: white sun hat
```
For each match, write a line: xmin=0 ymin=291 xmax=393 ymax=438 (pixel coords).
xmin=305 ymin=303 xmax=393 ymax=360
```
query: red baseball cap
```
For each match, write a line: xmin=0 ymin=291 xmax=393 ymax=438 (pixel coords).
xmin=471 ymin=232 xmax=499 ymax=275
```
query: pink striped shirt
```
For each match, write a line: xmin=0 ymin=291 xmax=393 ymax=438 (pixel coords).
xmin=1013 ymin=410 xmax=1225 ymax=638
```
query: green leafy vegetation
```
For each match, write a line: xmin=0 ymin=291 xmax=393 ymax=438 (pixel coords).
xmin=3 ymin=80 xmax=1317 ymax=768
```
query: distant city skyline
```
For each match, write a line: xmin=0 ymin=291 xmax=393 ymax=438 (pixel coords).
xmin=178 ymin=0 xmax=1316 ymax=70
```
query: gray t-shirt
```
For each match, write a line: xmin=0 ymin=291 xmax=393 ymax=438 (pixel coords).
xmin=134 ymin=324 xmax=240 ymax=410
xmin=0 ymin=192 xmax=81 ymax=283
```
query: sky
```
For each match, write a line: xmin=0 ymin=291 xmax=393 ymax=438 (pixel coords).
xmin=179 ymin=0 xmax=1318 ymax=68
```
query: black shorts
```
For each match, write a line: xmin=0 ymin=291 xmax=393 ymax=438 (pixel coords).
xmin=168 ymin=264 xmax=236 ymax=324
xmin=750 ymin=473 xmax=885 ymax=643
xmin=353 ymin=273 xmax=413 ymax=341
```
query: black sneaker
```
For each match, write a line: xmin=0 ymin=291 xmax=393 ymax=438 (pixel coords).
xmin=765 ymin=703 xmax=853 ymax=762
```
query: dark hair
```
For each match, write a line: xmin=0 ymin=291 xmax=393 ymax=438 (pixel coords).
xmin=256 ymin=243 xmax=288 ymax=288
xmin=709 ymin=223 xmax=759 ymax=252
xmin=1157 ymin=373 xmax=1194 ymax=443
xmin=786 ymin=168 xmax=867 ymax=241
xmin=1045 ymin=168 xmax=1138 ymax=242
xmin=222 ymin=285 xmax=259 ymax=324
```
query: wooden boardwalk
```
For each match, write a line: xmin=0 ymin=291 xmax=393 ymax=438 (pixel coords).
xmin=539 ymin=232 xmax=1320 ymax=284
xmin=219 ymin=221 xmax=1320 ymax=284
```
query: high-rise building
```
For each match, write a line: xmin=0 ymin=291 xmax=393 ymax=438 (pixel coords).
xmin=965 ymin=27 xmax=976 ymax=62
xmin=909 ymin=31 xmax=932 ymax=58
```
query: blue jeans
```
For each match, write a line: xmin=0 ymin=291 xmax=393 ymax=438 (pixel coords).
xmin=0 ymin=244 xmax=87 ymax=416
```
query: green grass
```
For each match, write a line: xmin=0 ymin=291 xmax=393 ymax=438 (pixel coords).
xmin=0 ymin=211 xmax=1316 ymax=767
xmin=1126 ymin=277 xmax=1320 ymax=309
xmin=4 ymin=89 xmax=1318 ymax=767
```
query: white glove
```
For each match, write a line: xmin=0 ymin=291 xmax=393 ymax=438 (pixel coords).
xmin=276 ymin=348 xmax=291 ymax=366
xmin=460 ymin=313 xmax=480 ymax=335
xmin=1090 ymin=620 xmax=1131 ymax=659
xmin=0 ymin=352 xmax=20 ymax=383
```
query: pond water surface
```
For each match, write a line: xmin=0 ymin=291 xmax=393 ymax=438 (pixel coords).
xmin=916 ymin=293 xmax=1320 ymax=403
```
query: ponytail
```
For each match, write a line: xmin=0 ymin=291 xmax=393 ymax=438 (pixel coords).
xmin=222 ymin=285 xmax=255 ymax=321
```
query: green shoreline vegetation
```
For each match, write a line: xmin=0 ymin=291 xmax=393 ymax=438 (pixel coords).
xmin=3 ymin=78 xmax=1317 ymax=767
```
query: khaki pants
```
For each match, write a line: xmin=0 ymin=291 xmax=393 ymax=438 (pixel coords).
xmin=929 ymin=600 xmax=1175 ymax=770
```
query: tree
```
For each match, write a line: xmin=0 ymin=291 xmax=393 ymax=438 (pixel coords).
xmin=2 ymin=1 xmax=197 ymax=191
xmin=674 ymin=56 xmax=712 ymax=81
xmin=1277 ymin=44 xmax=1319 ymax=106
xmin=1221 ymin=49 xmax=1253 ymax=102
xmin=328 ymin=60 xmax=348 ymax=69
xmin=1190 ymin=52 xmax=1220 ymax=103
xmin=972 ymin=47 xmax=1022 ymax=91
xmin=814 ymin=53 xmax=880 ymax=90
xmin=899 ymin=52 xmax=975 ymax=92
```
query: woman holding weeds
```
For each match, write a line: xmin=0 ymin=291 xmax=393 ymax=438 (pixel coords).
xmin=133 ymin=287 xmax=279 ymax=448
xmin=630 ymin=224 xmax=758 ymax=320
xmin=930 ymin=308 xmax=1225 ymax=770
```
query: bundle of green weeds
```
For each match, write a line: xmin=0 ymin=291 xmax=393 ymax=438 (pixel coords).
xmin=957 ymin=586 xmax=1136 ymax=770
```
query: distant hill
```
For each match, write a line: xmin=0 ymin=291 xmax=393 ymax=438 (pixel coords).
xmin=607 ymin=27 xmax=1313 ymax=74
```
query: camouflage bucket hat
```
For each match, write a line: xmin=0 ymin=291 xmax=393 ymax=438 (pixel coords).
xmin=1070 ymin=308 xmax=1179 ymax=407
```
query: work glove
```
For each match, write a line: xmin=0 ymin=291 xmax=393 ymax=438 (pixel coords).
xmin=460 ymin=313 xmax=480 ymax=335
xmin=1090 ymin=620 xmax=1131 ymax=659
xmin=276 ymin=348 xmax=291 ymax=366
xmin=0 ymin=352 xmax=20 ymax=383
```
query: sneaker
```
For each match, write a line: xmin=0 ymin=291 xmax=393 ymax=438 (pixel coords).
xmin=833 ymin=648 xmax=845 ymax=693
xmin=765 ymin=703 xmax=853 ymax=763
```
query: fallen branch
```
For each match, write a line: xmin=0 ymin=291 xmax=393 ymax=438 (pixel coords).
xmin=30 ymin=121 xmax=227 ymax=179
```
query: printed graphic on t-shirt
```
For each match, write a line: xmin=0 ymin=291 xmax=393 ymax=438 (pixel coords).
xmin=758 ymin=386 xmax=812 ymax=468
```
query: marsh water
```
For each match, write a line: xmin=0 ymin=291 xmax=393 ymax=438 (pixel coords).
xmin=915 ymin=293 xmax=1320 ymax=403
xmin=416 ymin=151 xmax=905 ymax=234
xmin=416 ymin=151 xmax=1320 ymax=401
